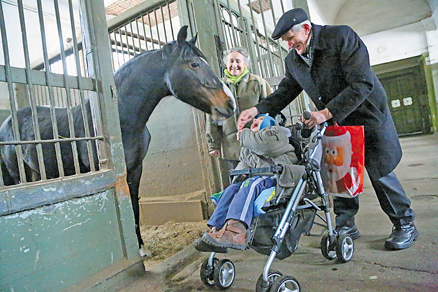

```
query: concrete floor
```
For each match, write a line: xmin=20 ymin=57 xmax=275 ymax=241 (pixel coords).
xmin=121 ymin=133 xmax=438 ymax=292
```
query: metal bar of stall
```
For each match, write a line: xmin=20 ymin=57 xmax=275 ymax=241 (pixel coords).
xmin=141 ymin=15 xmax=149 ymax=51
xmin=124 ymin=24 xmax=131 ymax=60
xmin=129 ymin=22 xmax=137 ymax=57
xmin=132 ymin=21 xmax=141 ymax=55
xmin=53 ymin=0 xmax=81 ymax=174
xmin=79 ymin=38 xmax=86 ymax=78
xmin=68 ymin=0 xmax=96 ymax=172
xmin=153 ymin=9 xmax=162 ymax=48
xmin=118 ymin=29 xmax=146 ymax=55
xmin=167 ymin=1 xmax=175 ymax=40
xmin=0 ymin=2 xmax=26 ymax=184
xmin=135 ymin=17 xmax=142 ymax=52
xmin=114 ymin=31 xmax=123 ymax=65
xmin=118 ymin=28 xmax=127 ymax=63
xmin=109 ymin=32 xmax=116 ymax=69
xmin=247 ymin=0 xmax=266 ymax=78
xmin=233 ymin=11 xmax=244 ymax=46
xmin=17 ymin=0 xmax=47 ymax=180
xmin=271 ymin=0 xmax=285 ymax=73
xmin=280 ymin=0 xmax=286 ymax=14
xmin=236 ymin=0 xmax=255 ymax=71
xmin=227 ymin=22 xmax=234 ymax=48
xmin=36 ymin=0 xmax=64 ymax=177
xmin=225 ymin=0 xmax=237 ymax=47
xmin=0 ymin=136 xmax=104 ymax=146
xmin=106 ymin=1 xmax=179 ymax=70
xmin=0 ymin=66 xmax=95 ymax=90
xmin=147 ymin=13 xmax=155 ymax=50
xmin=219 ymin=8 xmax=230 ymax=49
xmin=257 ymin=0 xmax=274 ymax=77
xmin=160 ymin=6 xmax=168 ymax=43
xmin=114 ymin=32 xmax=123 ymax=68
xmin=233 ymin=12 xmax=243 ymax=46
xmin=212 ymin=0 xmax=225 ymax=42
xmin=233 ymin=9 xmax=243 ymax=46
xmin=121 ymin=26 xmax=127 ymax=59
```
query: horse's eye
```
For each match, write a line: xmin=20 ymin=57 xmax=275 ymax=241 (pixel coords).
xmin=191 ymin=62 xmax=200 ymax=68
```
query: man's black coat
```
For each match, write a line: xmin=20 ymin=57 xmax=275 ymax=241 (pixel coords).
xmin=256 ymin=24 xmax=401 ymax=181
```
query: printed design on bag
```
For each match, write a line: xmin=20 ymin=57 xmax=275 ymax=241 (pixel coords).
xmin=321 ymin=126 xmax=364 ymax=197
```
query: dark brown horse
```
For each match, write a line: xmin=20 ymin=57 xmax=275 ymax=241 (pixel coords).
xmin=0 ymin=26 xmax=235 ymax=254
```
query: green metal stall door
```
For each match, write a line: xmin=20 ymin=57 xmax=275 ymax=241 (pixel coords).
xmin=0 ymin=190 xmax=125 ymax=291
xmin=379 ymin=66 xmax=432 ymax=136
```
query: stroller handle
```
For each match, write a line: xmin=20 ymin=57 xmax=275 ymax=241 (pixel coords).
xmin=303 ymin=121 xmax=327 ymax=162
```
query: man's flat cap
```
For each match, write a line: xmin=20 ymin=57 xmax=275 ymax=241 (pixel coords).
xmin=271 ymin=8 xmax=308 ymax=40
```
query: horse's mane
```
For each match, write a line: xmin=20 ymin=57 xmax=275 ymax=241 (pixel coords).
xmin=181 ymin=42 xmax=206 ymax=60
xmin=114 ymin=49 xmax=160 ymax=75
xmin=133 ymin=49 xmax=159 ymax=59
xmin=159 ymin=40 xmax=206 ymax=61
xmin=114 ymin=40 xmax=206 ymax=76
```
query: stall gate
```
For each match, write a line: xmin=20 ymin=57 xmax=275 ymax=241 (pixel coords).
xmin=0 ymin=1 xmax=140 ymax=291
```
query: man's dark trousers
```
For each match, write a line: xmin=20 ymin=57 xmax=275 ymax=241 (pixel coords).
xmin=334 ymin=171 xmax=415 ymax=227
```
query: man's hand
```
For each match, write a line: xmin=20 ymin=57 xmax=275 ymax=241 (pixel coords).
xmin=237 ymin=107 xmax=258 ymax=130
xmin=209 ymin=150 xmax=221 ymax=158
xmin=303 ymin=108 xmax=332 ymax=128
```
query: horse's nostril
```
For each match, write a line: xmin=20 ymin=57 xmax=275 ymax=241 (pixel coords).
xmin=214 ymin=105 xmax=233 ymax=119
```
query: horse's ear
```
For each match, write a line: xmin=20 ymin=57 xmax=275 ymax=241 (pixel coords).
xmin=188 ymin=33 xmax=198 ymax=45
xmin=177 ymin=25 xmax=188 ymax=46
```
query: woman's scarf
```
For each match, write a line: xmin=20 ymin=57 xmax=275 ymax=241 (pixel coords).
xmin=224 ymin=67 xmax=249 ymax=84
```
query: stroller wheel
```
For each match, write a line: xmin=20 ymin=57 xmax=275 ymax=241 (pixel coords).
xmin=336 ymin=234 xmax=354 ymax=263
xmin=320 ymin=231 xmax=337 ymax=260
xmin=213 ymin=259 xmax=235 ymax=289
xmin=270 ymin=275 xmax=300 ymax=292
xmin=255 ymin=270 xmax=283 ymax=292
xmin=200 ymin=257 xmax=218 ymax=287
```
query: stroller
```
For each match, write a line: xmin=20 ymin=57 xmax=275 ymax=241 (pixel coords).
xmin=197 ymin=116 xmax=355 ymax=292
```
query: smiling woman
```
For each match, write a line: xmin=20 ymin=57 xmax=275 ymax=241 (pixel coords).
xmin=206 ymin=47 xmax=273 ymax=186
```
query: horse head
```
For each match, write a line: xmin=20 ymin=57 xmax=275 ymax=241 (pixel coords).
xmin=163 ymin=26 xmax=235 ymax=121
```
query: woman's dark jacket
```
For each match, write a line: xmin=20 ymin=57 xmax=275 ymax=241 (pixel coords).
xmin=256 ymin=24 xmax=401 ymax=181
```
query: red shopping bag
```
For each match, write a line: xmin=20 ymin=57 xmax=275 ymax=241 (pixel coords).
xmin=320 ymin=125 xmax=365 ymax=198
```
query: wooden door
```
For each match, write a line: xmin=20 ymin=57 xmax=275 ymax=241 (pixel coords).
xmin=379 ymin=66 xmax=432 ymax=136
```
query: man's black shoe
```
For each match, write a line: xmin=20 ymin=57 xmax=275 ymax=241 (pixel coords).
xmin=384 ymin=223 xmax=419 ymax=250
xmin=335 ymin=224 xmax=361 ymax=240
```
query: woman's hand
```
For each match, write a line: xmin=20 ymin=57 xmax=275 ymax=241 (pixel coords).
xmin=209 ymin=150 xmax=221 ymax=158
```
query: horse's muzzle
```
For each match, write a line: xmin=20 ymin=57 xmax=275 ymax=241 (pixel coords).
xmin=213 ymin=99 xmax=234 ymax=120
xmin=208 ymin=81 xmax=236 ymax=121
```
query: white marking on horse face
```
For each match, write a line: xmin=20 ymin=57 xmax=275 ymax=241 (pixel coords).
xmin=200 ymin=57 xmax=219 ymax=87
xmin=201 ymin=57 xmax=209 ymax=65
xmin=222 ymin=81 xmax=236 ymax=111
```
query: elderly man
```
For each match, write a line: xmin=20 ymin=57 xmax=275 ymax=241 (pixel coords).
xmin=238 ymin=8 xmax=418 ymax=250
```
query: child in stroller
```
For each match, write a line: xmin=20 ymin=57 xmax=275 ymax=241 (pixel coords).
xmin=196 ymin=113 xmax=303 ymax=251
xmin=196 ymin=112 xmax=355 ymax=292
